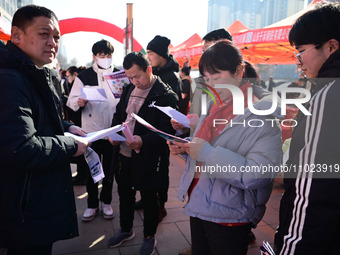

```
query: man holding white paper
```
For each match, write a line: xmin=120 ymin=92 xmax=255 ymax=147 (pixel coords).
xmin=108 ymin=52 xmax=178 ymax=255
xmin=67 ymin=39 xmax=120 ymax=222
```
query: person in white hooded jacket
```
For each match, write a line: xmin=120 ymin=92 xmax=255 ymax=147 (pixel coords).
xmin=67 ymin=39 xmax=120 ymax=222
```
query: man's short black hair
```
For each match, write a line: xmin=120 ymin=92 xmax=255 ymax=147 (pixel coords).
xmin=289 ymin=3 xmax=340 ymax=47
xmin=67 ymin=66 xmax=78 ymax=75
xmin=202 ymin=28 xmax=233 ymax=42
xmin=123 ymin=52 xmax=149 ymax=72
xmin=12 ymin=5 xmax=58 ymax=32
xmin=92 ymin=39 xmax=114 ymax=55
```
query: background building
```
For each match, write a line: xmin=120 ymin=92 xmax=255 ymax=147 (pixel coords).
xmin=0 ymin=0 xmax=32 ymax=21
xmin=207 ymin=0 xmax=313 ymax=31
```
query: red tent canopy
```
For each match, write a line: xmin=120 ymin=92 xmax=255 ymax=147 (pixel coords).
xmin=170 ymin=21 xmax=249 ymax=69
xmin=227 ymin=20 xmax=248 ymax=34
xmin=59 ymin=17 xmax=144 ymax=52
xmin=170 ymin=33 xmax=203 ymax=69
xmin=0 ymin=16 xmax=11 ymax=43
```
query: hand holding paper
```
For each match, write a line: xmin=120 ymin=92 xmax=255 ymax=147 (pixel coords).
xmin=171 ymin=118 xmax=185 ymax=131
xmin=80 ymin=87 xmax=108 ymax=102
xmin=132 ymin=113 xmax=189 ymax=144
xmin=122 ymin=122 xmax=140 ymax=153
xmin=77 ymin=98 xmax=89 ymax=107
xmin=126 ymin=135 xmax=143 ymax=151
xmin=65 ymin=124 xmax=125 ymax=143
xmin=150 ymin=103 xmax=190 ymax=128
xmin=172 ymin=137 xmax=206 ymax=161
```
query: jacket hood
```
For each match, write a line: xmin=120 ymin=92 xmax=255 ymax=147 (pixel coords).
xmin=317 ymin=49 xmax=340 ymax=79
xmin=152 ymin=54 xmax=180 ymax=75
xmin=311 ymin=49 xmax=340 ymax=95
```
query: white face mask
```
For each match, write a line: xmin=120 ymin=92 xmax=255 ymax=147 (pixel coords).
xmin=96 ymin=57 xmax=112 ymax=69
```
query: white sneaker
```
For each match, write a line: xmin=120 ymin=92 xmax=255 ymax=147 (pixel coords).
xmin=82 ymin=208 xmax=98 ymax=222
xmin=102 ymin=203 xmax=114 ymax=219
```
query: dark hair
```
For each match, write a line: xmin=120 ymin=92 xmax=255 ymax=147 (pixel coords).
xmin=199 ymin=40 xmax=242 ymax=76
xmin=92 ymin=39 xmax=114 ymax=55
xmin=202 ymin=28 xmax=233 ymax=42
xmin=181 ymin=66 xmax=191 ymax=76
xmin=123 ymin=51 xmax=149 ymax=72
xmin=67 ymin=66 xmax=78 ymax=75
xmin=12 ymin=5 xmax=58 ymax=32
xmin=289 ymin=3 xmax=340 ymax=47
xmin=78 ymin=66 xmax=87 ymax=72
xmin=244 ymin=61 xmax=259 ymax=79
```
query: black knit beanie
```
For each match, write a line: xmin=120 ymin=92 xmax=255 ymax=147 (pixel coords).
xmin=147 ymin=35 xmax=171 ymax=59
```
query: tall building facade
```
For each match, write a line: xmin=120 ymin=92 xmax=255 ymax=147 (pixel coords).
xmin=0 ymin=0 xmax=32 ymax=21
xmin=207 ymin=0 xmax=313 ymax=32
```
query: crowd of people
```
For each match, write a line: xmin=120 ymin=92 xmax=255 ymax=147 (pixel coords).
xmin=1 ymin=2 xmax=340 ymax=255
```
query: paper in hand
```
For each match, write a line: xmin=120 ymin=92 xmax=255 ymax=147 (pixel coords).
xmin=132 ymin=113 xmax=189 ymax=143
xmin=65 ymin=124 xmax=125 ymax=143
xmin=150 ymin=103 xmax=190 ymax=128
xmin=108 ymin=132 xmax=126 ymax=142
xmin=80 ymin=87 xmax=108 ymax=102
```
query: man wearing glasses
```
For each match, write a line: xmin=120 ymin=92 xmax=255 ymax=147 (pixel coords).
xmin=275 ymin=3 xmax=340 ymax=255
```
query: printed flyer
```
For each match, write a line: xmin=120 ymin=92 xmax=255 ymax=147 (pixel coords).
xmin=104 ymin=70 xmax=130 ymax=98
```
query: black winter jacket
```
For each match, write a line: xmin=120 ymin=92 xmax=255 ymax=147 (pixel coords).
xmin=0 ymin=41 xmax=79 ymax=248
xmin=112 ymin=77 xmax=178 ymax=190
xmin=152 ymin=55 xmax=183 ymax=102
xmin=275 ymin=50 xmax=340 ymax=254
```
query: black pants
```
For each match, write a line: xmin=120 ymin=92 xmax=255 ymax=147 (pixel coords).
xmin=157 ymin=187 xmax=168 ymax=209
xmin=190 ymin=217 xmax=251 ymax=255
xmin=7 ymin=243 xmax=52 ymax=255
xmin=116 ymin=155 xmax=160 ymax=238
xmin=86 ymin=139 xmax=116 ymax=208
xmin=70 ymin=153 xmax=88 ymax=181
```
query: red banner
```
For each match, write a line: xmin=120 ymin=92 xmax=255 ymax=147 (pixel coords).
xmin=172 ymin=45 xmax=202 ymax=59
xmin=233 ymin=25 xmax=291 ymax=45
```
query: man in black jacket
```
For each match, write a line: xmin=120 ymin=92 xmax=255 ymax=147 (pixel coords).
xmin=146 ymin=35 xmax=182 ymax=219
xmin=274 ymin=3 xmax=340 ymax=255
xmin=147 ymin=35 xmax=183 ymax=102
xmin=0 ymin=5 xmax=89 ymax=255
xmin=108 ymin=52 xmax=178 ymax=255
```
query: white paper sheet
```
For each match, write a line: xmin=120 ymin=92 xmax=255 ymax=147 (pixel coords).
xmin=80 ymin=87 xmax=108 ymax=102
xmin=132 ymin=113 xmax=189 ymax=143
xmin=65 ymin=124 xmax=125 ymax=143
xmin=151 ymin=104 xmax=190 ymax=128
xmin=108 ymin=132 xmax=126 ymax=142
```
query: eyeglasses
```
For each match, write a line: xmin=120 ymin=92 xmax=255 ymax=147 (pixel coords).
xmin=294 ymin=45 xmax=319 ymax=64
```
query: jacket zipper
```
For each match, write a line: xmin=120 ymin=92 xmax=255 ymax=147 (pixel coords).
xmin=19 ymin=170 xmax=32 ymax=222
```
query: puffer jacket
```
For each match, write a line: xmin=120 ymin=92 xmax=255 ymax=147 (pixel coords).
xmin=0 ymin=41 xmax=78 ymax=248
xmin=112 ymin=77 xmax=178 ymax=190
xmin=178 ymin=93 xmax=282 ymax=225
xmin=152 ymin=55 xmax=183 ymax=102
